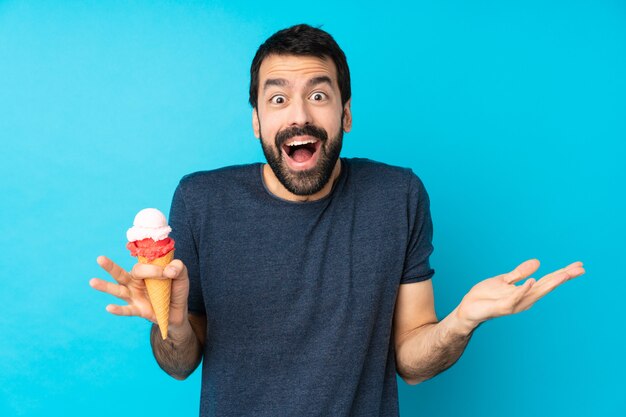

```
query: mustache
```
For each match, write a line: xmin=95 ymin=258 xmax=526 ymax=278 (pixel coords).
xmin=275 ymin=124 xmax=328 ymax=148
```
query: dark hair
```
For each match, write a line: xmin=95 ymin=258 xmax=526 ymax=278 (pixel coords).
xmin=249 ymin=24 xmax=351 ymax=109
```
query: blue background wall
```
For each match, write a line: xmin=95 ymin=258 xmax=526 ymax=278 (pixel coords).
xmin=1 ymin=1 xmax=624 ymax=416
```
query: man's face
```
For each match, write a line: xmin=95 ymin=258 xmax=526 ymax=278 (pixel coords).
xmin=253 ymin=54 xmax=352 ymax=196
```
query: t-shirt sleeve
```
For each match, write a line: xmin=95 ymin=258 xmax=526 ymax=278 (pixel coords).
xmin=169 ymin=181 xmax=206 ymax=315
xmin=401 ymin=171 xmax=435 ymax=284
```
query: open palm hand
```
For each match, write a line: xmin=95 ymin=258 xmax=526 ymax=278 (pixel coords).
xmin=457 ymin=259 xmax=585 ymax=328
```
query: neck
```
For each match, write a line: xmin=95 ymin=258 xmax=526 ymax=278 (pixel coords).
xmin=262 ymin=159 xmax=342 ymax=202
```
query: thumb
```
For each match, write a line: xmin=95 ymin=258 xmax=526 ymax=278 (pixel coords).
xmin=504 ymin=259 xmax=540 ymax=285
xmin=163 ymin=259 xmax=187 ymax=279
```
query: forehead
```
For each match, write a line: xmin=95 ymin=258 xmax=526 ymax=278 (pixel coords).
xmin=258 ymin=54 xmax=338 ymax=86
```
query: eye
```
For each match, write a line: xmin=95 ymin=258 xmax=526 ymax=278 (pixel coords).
xmin=270 ymin=95 xmax=286 ymax=105
xmin=310 ymin=92 xmax=327 ymax=101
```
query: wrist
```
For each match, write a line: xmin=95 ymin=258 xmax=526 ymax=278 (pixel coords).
xmin=165 ymin=305 xmax=189 ymax=334
xmin=450 ymin=306 xmax=480 ymax=337
xmin=163 ymin=317 xmax=192 ymax=342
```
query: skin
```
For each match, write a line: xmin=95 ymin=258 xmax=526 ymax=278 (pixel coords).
xmin=90 ymin=256 xmax=205 ymax=380
xmin=252 ymin=54 xmax=352 ymax=202
xmin=90 ymin=54 xmax=586 ymax=384
xmin=394 ymin=259 xmax=585 ymax=384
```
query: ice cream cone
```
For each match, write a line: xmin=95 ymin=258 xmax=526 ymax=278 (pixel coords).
xmin=138 ymin=249 xmax=175 ymax=339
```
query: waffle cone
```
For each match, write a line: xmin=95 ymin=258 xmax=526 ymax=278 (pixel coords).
xmin=138 ymin=250 xmax=174 ymax=339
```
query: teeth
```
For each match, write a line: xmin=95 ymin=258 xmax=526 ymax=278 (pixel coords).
xmin=285 ymin=139 xmax=318 ymax=147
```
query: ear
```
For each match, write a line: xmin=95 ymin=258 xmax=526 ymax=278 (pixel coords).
xmin=252 ymin=108 xmax=260 ymax=139
xmin=342 ymin=99 xmax=352 ymax=133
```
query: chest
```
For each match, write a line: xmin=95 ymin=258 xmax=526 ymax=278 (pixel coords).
xmin=194 ymin=194 xmax=410 ymax=349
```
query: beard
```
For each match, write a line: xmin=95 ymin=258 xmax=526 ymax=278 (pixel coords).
xmin=260 ymin=122 xmax=343 ymax=196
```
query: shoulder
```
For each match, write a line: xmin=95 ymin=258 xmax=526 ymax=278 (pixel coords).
xmin=174 ymin=163 xmax=261 ymax=205
xmin=344 ymin=157 xmax=426 ymax=195
xmin=178 ymin=163 xmax=259 ymax=191
xmin=180 ymin=163 xmax=259 ymax=185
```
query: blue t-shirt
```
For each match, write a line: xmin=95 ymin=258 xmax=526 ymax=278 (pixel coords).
xmin=169 ymin=157 xmax=435 ymax=417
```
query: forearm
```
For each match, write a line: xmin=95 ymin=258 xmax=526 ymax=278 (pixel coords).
xmin=396 ymin=306 xmax=478 ymax=385
xmin=150 ymin=319 xmax=203 ymax=380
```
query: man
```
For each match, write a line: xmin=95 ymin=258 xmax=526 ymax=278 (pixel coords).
xmin=90 ymin=24 xmax=585 ymax=416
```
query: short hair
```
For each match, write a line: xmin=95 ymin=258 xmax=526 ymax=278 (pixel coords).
xmin=249 ymin=24 xmax=351 ymax=109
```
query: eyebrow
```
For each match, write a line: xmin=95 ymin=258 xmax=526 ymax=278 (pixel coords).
xmin=262 ymin=75 xmax=333 ymax=92
xmin=306 ymin=76 xmax=332 ymax=88
xmin=263 ymin=78 xmax=288 ymax=91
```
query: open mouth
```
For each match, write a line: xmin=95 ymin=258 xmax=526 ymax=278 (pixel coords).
xmin=281 ymin=138 xmax=321 ymax=165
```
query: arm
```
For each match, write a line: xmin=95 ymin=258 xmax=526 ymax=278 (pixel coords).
xmin=150 ymin=312 xmax=206 ymax=380
xmin=394 ymin=280 xmax=475 ymax=385
xmin=395 ymin=310 xmax=476 ymax=385
xmin=394 ymin=259 xmax=585 ymax=385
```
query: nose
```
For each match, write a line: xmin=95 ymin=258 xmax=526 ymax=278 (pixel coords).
xmin=287 ymin=97 xmax=312 ymax=126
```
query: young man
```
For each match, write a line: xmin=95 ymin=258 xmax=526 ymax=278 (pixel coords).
xmin=91 ymin=24 xmax=585 ymax=417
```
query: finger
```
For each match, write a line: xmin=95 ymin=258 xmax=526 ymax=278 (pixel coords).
xmin=97 ymin=256 xmax=131 ymax=285
xmin=564 ymin=265 xmax=585 ymax=280
xmin=89 ymin=278 xmax=129 ymax=300
xmin=523 ymin=266 xmax=585 ymax=306
xmin=163 ymin=259 xmax=188 ymax=279
xmin=541 ymin=266 xmax=586 ymax=288
xmin=131 ymin=262 xmax=166 ymax=280
xmin=105 ymin=303 xmax=140 ymax=317
xmin=537 ymin=262 xmax=585 ymax=288
xmin=560 ymin=261 xmax=584 ymax=276
xmin=497 ymin=278 xmax=535 ymax=313
xmin=504 ymin=259 xmax=541 ymax=284
xmin=513 ymin=278 xmax=536 ymax=305
xmin=106 ymin=304 xmax=156 ymax=323
xmin=544 ymin=261 xmax=583 ymax=278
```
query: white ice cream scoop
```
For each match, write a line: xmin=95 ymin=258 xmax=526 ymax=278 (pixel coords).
xmin=126 ymin=208 xmax=172 ymax=242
